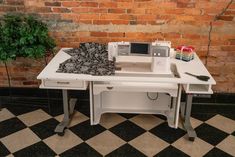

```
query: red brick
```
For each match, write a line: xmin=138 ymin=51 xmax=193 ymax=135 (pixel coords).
xmin=217 ymin=16 xmax=234 ymax=21
xmin=5 ymin=0 xmax=24 ymax=5
xmin=177 ymin=2 xmax=195 ymax=8
xmin=71 ymin=8 xmax=89 ymax=13
xmin=23 ymin=81 xmax=39 ymax=86
xmin=62 ymin=2 xmax=80 ymax=7
xmin=93 ymin=20 xmax=110 ymax=25
xmin=45 ymin=2 xmax=61 ymax=7
xmin=165 ymin=9 xmax=184 ymax=15
xmin=117 ymin=2 xmax=133 ymax=8
xmin=90 ymin=32 xmax=107 ymax=37
xmin=137 ymin=15 xmax=156 ymax=20
xmin=224 ymin=11 xmax=235 ymax=16
xmin=99 ymin=2 xmax=117 ymax=8
xmin=111 ymin=20 xmax=129 ymax=25
xmin=108 ymin=32 xmax=125 ymax=37
xmin=80 ymin=2 xmax=98 ymax=7
xmin=0 ymin=6 xmax=16 ymax=12
xmin=127 ymin=8 xmax=146 ymax=14
xmin=52 ymin=8 xmax=71 ymax=13
xmin=108 ymin=9 xmax=126 ymax=13
xmin=100 ymin=14 xmax=120 ymax=20
xmin=89 ymin=8 xmax=107 ymax=13
xmin=79 ymin=14 xmax=99 ymax=20
xmin=221 ymin=46 xmax=235 ymax=51
xmin=79 ymin=20 xmax=92 ymax=24
xmin=26 ymin=7 xmax=52 ymax=13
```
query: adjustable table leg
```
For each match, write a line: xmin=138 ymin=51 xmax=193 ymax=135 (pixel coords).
xmin=55 ymin=90 xmax=77 ymax=136
xmin=181 ymin=94 xmax=197 ymax=141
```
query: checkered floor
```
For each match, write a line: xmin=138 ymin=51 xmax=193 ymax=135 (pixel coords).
xmin=0 ymin=103 xmax=235 ymax=157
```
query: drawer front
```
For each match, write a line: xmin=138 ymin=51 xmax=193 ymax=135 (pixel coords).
xmin=44 ymin=80 xmax=87 ymax=89
xmin=93 ymin=82 xmax=178 ymax=97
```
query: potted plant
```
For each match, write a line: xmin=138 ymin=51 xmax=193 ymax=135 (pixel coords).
xmin=0 ymin=13 xmax=56 ymax=98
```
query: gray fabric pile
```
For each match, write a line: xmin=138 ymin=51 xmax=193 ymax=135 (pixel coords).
xmin=56 ymin=42 xmax=115 ymax=76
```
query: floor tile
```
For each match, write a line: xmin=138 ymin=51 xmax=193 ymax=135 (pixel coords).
xmin=30 ymin=118 xmax=59 ymax=139
xmin=0 ymin=117 xmax=26 ymax=138
xmin=191 ymin=113 xmax=216 ymax=122
xmin=1 ymin=128 xmax=40 ymax=153
xmin=43 ymin=129 xmax=83 ymax=154
xmin=119 ymin=113 xmax=137 ymax=119
xmin=0 ymin=141 xmax=10 ymax=157
xmin=109 ymin=120 xmax=146 ymax=142
xmin=86 ymin=130 xmax=125 ymax=156
xmin=172 ymin=135 xmax=213 ymax=157
xmin=221 ymin=113 xmax=235 ymax=121
xmin=100 ymin=113 xmax=126 ymax=129
xmin=60 ymin=142 xmax=102 ymax=157
xmin=216 ymin=135 xmax=235 ymax=156
xmin=0 ymin=108 xmax=15 ymax=122
xmin=13 ymin=141 xmax=56 ymax=157
xmin=105 ymin=143 xmax=147 ymax=157
xmin=149 ymin=122 xmax=186 ymax=144
xmin=206 ymin=114 xmax=235 ymax=134
xmin=203 ymin=147 xmax=233 ymax=157
xmin=154 ymin=145 xmax=190 ymax=157
xmin=195 ymin=123 xmax=229 ymax=146
xmin=129 ymin=132 xmax=169 ymax=157
xmin=5 ymin=106 xmax=39 ymax=116
xmin=1 ymin=104 xmax=235 ymax=157
xmin=70 ymin=120 xmax=106 ymax=141
xmin=130 ymin=114 xmax=164 ymax=130
xmin=17 ymin=109 xmax=51 ymax=126
xmin=232 ymin=131 xmax=235 ymax=136
xmin=55 ymin=111 xmax=89 ymax=128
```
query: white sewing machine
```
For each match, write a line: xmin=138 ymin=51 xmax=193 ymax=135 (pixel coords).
xmin=108 ymin=41 xmax=173 ymax=76
xmin=37 ymin=41 xmax=216 ymax=141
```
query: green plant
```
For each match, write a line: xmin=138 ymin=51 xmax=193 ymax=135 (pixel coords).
xmin=0 ymin=13 xmax=56 ymax=61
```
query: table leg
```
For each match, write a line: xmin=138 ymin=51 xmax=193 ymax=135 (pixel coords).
xmin=55 ymin=90 xmax=77 ymax=136
xmin=181 ymin=94 xmax=197 ymax=141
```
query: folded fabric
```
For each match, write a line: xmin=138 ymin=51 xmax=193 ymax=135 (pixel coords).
xmin=175 ymin=46 xmax=195 ymax=62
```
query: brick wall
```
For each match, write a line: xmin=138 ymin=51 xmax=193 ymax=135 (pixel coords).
xmin=0 ymin=0 xmax=235 ymax=92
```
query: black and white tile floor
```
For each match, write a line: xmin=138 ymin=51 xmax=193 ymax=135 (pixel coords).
xmin=0 ymin=103 xmax=235 ymax=157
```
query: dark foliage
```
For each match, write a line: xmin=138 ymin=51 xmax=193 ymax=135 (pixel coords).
xmin=0 ymin=14 xmax=56 ymax=62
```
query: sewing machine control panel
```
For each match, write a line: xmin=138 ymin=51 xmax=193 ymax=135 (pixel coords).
xmin=108 ymin=41 xmax=171 ymax=60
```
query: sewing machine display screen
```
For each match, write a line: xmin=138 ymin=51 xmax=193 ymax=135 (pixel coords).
xmin=131 ymin=43 xmax=149 ymax=55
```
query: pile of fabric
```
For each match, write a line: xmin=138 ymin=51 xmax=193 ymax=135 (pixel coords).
xmin=57 ymin=42 xmax=115 ymax=76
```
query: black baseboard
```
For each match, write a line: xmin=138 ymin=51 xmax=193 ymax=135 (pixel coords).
xmin=1 ymin=87 xmax=235 ymax=104
xmin=0 ymin=87 xmax=235 ymax=116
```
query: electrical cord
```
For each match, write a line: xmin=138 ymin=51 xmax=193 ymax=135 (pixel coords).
xmin=205 ymin=0 xmax=234 ymax=66
xmin=147 ymin=92 xmax=158 ymax=100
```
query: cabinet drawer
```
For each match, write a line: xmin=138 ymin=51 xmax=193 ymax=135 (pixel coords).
xmin=43 ymin=80 xmax=87 ymax=90
xmin=93 ymin=82 xmax=178 ymax=97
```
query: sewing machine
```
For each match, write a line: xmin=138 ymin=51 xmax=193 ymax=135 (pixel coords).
xmin=108 ymin=41 xmax=172 ymax=75
xmin=37 ymin=41 xmax=216 ymax=141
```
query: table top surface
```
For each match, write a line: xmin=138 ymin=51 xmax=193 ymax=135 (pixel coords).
xmin=37 ymin=48 xmax=216 ymax=85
